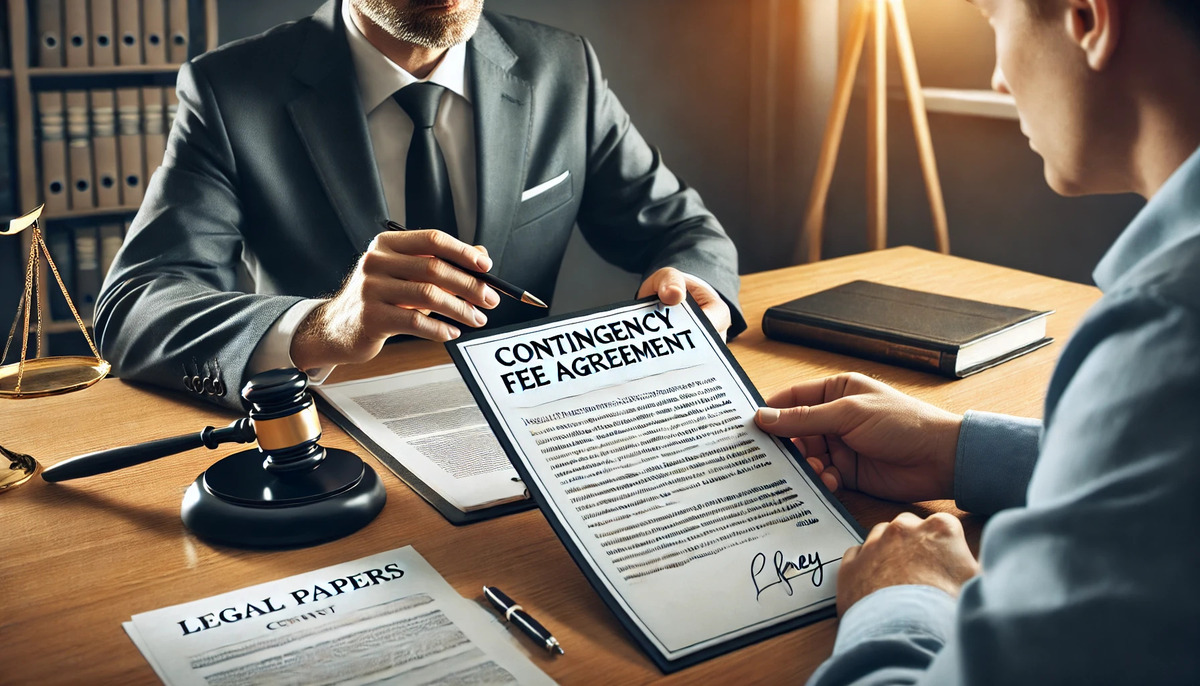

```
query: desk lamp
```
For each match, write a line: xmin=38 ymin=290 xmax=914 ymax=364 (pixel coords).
xmin=800 ymin=0 xmax=950 ymax=262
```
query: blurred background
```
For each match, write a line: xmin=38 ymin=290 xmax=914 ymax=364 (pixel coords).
xmin=219 ymin=0 xmax=1143 ymax=294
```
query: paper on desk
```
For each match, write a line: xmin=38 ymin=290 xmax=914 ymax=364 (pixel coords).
xmin=316 ymin=364 xmax=527 ymax=512
xmin=123 ymin=546 xmax=555 ymax=686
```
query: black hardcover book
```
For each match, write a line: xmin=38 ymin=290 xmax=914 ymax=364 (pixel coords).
xmin=762 ymin=280 xmax=1054 ymax=378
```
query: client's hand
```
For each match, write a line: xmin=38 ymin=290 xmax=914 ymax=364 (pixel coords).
xmin=637 ymin=267 xmax=732 ymax=341
xmin=291 ymin=230 xmax=499 ymax=369
xmin=755 ymin=373 xmax=962 ymax=504
xmin=837 ymin=512 xmax=979 ymax=616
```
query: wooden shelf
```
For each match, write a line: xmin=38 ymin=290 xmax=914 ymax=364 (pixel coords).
xmin=880 ymin=85 xmax=1018 ymax=120
xmin=40 ymin=320 xmax=88 ymax=334
xmin=29 ymin=64 xmax=184 ymax=77
xmin=42 ymin=205 xmax=141 ymax=221
xmin=921 ymin=87 xmax=1018 ymax=120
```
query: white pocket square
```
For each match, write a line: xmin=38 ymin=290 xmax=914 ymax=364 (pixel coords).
xmin=520 ymin=170 xmax=570 ymax=202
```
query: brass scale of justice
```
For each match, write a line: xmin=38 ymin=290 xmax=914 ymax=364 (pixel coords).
xmin=1 ymin=204 xmax=110 ymax=491
xmin=1 ymin=206 xmax=387 ymax=547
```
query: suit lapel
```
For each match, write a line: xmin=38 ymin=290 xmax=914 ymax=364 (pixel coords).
xmin=468 ymin=17 xmax=531 ymax=266
xmin=287 ymin=0 xmax=388 ymax=252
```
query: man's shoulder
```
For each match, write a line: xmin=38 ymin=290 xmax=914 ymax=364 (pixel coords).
xmin=190 ymin=14 xmax=315 ymax=76
xmin=479 ymin=11 xmax=586 ymax=61
xmin=1129 ymin=231 xmax=1200 ymax=315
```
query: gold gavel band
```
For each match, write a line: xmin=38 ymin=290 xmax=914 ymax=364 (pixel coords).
xmin=251 ymin=405 xmax=322 ymax=451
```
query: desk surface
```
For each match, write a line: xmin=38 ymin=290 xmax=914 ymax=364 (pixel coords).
xmin=0 ymin=247 xmax=1100 ymax=684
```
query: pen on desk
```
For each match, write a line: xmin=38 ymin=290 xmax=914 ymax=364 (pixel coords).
xmin=483 ymin=585 xmax=565 ymax=655
xmin=382 ymin=220 xmax=548 ymax=308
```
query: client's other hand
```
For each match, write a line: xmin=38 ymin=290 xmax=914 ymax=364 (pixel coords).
xmin=837 ymin=512 xmax=979 ymax=615
xmin=755 ymin=372 xmax=962 ymax=504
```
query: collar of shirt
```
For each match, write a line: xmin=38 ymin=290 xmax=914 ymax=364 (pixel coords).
xmin=340 ymin=0 xmax=471 ymax=116
xmin=1094 ymin=143 xmax=1200 ymax=291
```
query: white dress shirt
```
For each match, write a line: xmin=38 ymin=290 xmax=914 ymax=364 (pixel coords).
xmin=248 ymin=1 xmax=478 ymax=381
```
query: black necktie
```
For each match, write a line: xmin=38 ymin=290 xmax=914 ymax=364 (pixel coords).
xmin=393 ymin=83 xmax=457 ymax=237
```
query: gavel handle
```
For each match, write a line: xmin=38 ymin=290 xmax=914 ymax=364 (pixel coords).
xmin=42 ymin=419 xmax=256 ymax=483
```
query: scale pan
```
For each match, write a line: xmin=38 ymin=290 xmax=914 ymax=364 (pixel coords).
xmin=0 ymin=356 xmax=110 ymax=398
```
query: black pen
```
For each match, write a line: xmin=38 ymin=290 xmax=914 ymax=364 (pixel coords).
xmin=483 ymin=585 xmax=565 ymax=655
xmin=382 ymin=220 xmax=547 ymax=308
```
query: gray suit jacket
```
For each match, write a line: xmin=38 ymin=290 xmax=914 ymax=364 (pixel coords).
xmin=95 ymin=0 xmax=743 ymax=409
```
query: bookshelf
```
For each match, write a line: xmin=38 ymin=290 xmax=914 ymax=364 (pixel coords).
xmin=3 ymin=0 xmax=218 ymax=356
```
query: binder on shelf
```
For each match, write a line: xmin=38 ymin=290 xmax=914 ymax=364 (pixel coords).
xmin=0 ymin=239 xmax=19 ymax=351
xmin=89 ymin=0 xmax=117 ymax=67
xmin=64 ymin=0 xmax=91 ymax=67
xmin=36 ymin=0 xmax=66 ymax=67
xmin=0 ymin=5 xmax=9 ymax=71
xmin=73 ymin=225 xmax=101 ymax=321
xmin=141 ymin=86 xmax=166 ymax=180
xmin=167 ymin=0 xmax=189 ymax=63
xmin=116 ymin=87 xmax=145 ymax=206
xmin=37 ymin=90 xmax=70 ymax=215
xmin=65 ymin=90 xmax=96 ymax=210
xmin=0 ymin=88 xmax=14 ymax=217
xmin=91 ymin=89 xmax=121 ymax=208
xmin=99 ymin=222 xmax=124 ymax=276
xmin=140 ymin=0 xmax=167 ymax=65
xmin=45 ymin=228 xmax=75 ymax=320
xmin=115 ymin=0 xmax=142 ymax=65
xmin=165 ymin=85 xmax=179 ymax=124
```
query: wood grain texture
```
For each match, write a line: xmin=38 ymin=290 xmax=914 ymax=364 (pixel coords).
xmin=0 ymin=248 xmax=1100 ymax=684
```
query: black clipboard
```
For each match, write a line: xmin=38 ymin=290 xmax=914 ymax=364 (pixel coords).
xmin=447 ymin=296 xmax=866 ymax=672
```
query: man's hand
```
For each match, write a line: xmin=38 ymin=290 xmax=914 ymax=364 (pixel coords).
xmin=837 ymin=512 xmax=979 ymax=616
xmin=637 ymin=267 xmax=732 ymax=341
xmin=291 ymin=230 xmax=500 ymax=370
xmin=755 ymin=373 xmax=962 ymax=504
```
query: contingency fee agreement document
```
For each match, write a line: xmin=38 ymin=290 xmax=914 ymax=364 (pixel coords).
xmin=123 ymin=546 xmax=554 ymax=686
xmin=448 ymin=298 xmax=865 ymax=671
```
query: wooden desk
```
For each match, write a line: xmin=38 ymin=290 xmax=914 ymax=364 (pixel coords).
xmin=0 ymin=247 xmax=1100 ymax=684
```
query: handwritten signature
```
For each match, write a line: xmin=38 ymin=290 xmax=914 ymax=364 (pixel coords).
xmin=751 ymin=550 xmax=828 ymax=600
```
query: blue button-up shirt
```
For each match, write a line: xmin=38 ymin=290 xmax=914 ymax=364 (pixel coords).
xmin=809 ymin=145 xmax=1200 ymax=685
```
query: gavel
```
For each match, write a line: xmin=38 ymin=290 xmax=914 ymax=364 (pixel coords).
xmin=42 ymin=368 xmax=387 ymax=548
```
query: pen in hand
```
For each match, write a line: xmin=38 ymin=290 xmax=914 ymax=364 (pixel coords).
xmin=382 ymin=220 xmax=548 ymax=308
xmin=483 ymin=585 xmax=565 ymax=655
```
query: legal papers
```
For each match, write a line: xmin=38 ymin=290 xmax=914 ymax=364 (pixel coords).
xmin=316 ymin=365 xmax=527 ymax=512
xmin=123 ymin=546 xmax=555 ymax=686
xmin=449 ymin=299 xmax=864 ymax=668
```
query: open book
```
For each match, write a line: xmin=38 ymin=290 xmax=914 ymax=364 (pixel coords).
xmin=448 ymin=297 xmax=865 ymax=672
xmin=315 ymin=364 xmax=533 ymax=524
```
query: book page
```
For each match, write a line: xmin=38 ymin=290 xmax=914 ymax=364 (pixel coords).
xmin=123 ymin=546 xmax=555 ymax=686
xmin=317 ymin=365 xmax=527 ymax=512
xmin=450 ymin=300 xmax=863 ymax=664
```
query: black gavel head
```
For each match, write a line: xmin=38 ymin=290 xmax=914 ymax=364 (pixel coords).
xmin=241 ymin=368 xmax=325 ymax=474
xmin=182 ymin=368 xmax=386 ymax=548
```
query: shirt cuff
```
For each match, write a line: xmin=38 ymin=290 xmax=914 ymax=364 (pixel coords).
xmin=953 ymin=410 xmax=1042 ymax=515
xmin=831 ymin=585 xmax=957 ymax=657
xmin=247 ymin=299 xmax=337 ymax=385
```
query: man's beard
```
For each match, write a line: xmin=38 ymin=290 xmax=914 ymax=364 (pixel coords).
xmin=353 ymin=0 xmax=484 ymax=50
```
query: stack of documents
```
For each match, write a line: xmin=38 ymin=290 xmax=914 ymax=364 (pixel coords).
xmin=124 ymin=547 xmax=555 ymax=685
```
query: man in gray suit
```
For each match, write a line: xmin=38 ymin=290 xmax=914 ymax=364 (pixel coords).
xmin=95 ymin=0 xmax=744 ymax=408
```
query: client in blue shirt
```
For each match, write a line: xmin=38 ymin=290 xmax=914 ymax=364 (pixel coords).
xmin=755 ymin=0 xmax=1200 ymax=683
